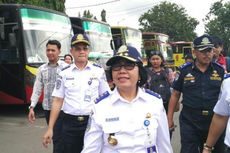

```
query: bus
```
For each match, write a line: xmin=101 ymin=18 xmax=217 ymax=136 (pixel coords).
xmin=0 ymin=4 xmax=73 ymax=104
xmin=70 ymin=17 xmax=114 ymax=69
xmin=170 ymin=41 xmax=193 ymax=67
xmin=142 ymin=32 xmax=174 ymax=67
xmin=111 ymin=26 xmax=142 ymax=56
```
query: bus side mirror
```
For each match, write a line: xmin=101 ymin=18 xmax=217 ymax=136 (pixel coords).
xmin=9 ymin=33 xmax=16 ymax=47
xmin=110 ymin=39 xmax=115 ymax=53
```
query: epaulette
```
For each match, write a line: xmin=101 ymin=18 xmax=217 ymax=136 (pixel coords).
xmin=145 ymin=89 xmax=161 ymax=99
xmin=213 ymin=62 xmax=224 ymax=69
xmin=179 ymin=62 xmax=192 ymax=70
xmin=93 ymin=63 xmax=102 ymax=68
xmin=95 ymin=91 xmax=110 ymax=104
xmin=224 ymin=73 xmax=230 ymax=79
xmin=61 ymin=65 xmax=71 ymax=71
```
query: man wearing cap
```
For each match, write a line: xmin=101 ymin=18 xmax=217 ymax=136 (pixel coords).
xmin=167 ymin=34 xmax=225 ymax=153
xmin=81 ymin=45 xmax=173 ymax=153
xmin=42 ymin=33 xmax=110 ymax=153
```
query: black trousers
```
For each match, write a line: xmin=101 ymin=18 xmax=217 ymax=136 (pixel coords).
xmin=61 ymin=112 xmax=89 ymax=153
xmin=179 ymin=107 xmax=225 ymax=153
xmin=44 ymin=110 xmax=64 ymax=153
xmin=225 ymin=145 xmax=230 ymax=153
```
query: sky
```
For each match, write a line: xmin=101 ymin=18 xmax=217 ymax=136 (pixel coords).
xmin=65 ymin=0 xmax=229 ymax=36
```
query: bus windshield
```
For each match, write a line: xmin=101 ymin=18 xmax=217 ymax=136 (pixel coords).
xmin=124 ymin=28 xmax=142 ymax=55
xmin=82 ymin=20 xmax=113 ymax=58
xmin=20 ymin=8 xmax=72 ymax=64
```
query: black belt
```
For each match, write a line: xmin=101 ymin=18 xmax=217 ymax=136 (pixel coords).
xmin=182 ymin=105 xmax=213 ymax=116
xmin=62 ymin=112 xmax=89 ymax=122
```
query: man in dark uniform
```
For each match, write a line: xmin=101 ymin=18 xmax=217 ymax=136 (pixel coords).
xmin=167 ymin=34 xmax=225 ymax=153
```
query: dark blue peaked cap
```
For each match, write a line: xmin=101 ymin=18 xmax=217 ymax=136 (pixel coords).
xmin=106 ymin=45 xmax=142 ymax=66
xmin=193 ymin=34 xmax=214 ymax=51
xmin=71 ymin=33 xmax=90 ymax=46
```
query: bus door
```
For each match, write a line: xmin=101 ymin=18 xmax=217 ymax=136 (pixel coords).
xmin=0 ymin=7 xmax=25 ymax=104
xmin=111 ymin=28 xmax=123 ymax=51
xmin=183 ymin=46 xmax=192 ymax=57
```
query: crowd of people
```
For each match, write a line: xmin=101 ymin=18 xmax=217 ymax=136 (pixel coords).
xmin=28 ymin=33 xmax=230 ymax=153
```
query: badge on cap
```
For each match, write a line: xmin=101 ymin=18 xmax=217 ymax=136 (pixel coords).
xmin=77 ymin=34 xmax=84 ymax=40
xmin=117 ymin=45 xmax=129 ymax=56
xmin=201 ymin=37 xmax=211 ymax=45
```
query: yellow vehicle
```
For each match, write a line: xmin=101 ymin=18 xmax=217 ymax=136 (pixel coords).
xmin=142 ymin=32 xmax=174 ymax=67
xmin=111 ymin=26 xmax=142 ymax=56
xmin=170 ymin=41 xmax=193 ymax=67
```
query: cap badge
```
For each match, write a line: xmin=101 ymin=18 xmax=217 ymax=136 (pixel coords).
xmin=77 ymin=34 xmax=84 ymax=41
xmin=201 ymin=37 xmax=211 ymax=45
xmin=117 ymin=46 xmax=129 ymax=56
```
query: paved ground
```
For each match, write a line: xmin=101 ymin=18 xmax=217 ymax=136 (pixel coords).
xmin=0 ymin=105 xmax=181 ymax=153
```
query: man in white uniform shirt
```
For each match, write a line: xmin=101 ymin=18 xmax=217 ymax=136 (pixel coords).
xmin=42 ymin=33 xmax=110 ymax=153
xmin=203 ymin=74 xmax=230 ymax=153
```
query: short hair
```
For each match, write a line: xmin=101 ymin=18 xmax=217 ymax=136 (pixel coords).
xmin=212 ymin=36 xmax=223 ymax=48
xmin=148 ymin=50 xmax=165 ymax=67
xmin=46 ymin=40 xmax=61 ymax=49
xmin=64 ymin=54 xmax=73 ymax=61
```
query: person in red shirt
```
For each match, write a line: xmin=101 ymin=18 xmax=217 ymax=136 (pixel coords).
xmin=212 ymin=36 xmax=228 ymax=72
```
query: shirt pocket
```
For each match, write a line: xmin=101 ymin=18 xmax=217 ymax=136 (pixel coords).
xmin=183 ymin=80 xmax=197 ymax=88
xmin=103 ymin=123 xmax=121 ymax=148
xmin=64 ymin=80 xmax=80 ymax=92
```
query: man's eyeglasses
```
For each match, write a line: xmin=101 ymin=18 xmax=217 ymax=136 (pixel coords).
xmin=111 ymin=62 xmax=137 ymax=71
xmin=74 ymin=46 xmax=89 ymax=52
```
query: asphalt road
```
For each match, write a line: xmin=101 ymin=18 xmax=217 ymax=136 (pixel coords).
xmin=0 ymin=105 xmax=181 ymax=153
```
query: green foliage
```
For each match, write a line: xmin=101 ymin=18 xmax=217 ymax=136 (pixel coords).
xmin=0 ymin=0 xmax=65 ymax=12
xmin=139 ymin=1 xmax=199 ymax=41
xmin=83 ymin=10 xmax=95 ymax=19
xmin=204 ymin=1 xmax=230 ymax=55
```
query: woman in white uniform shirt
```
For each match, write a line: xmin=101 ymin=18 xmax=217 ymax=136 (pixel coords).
xmin=81 ymin=45 xmax=173 ymax=153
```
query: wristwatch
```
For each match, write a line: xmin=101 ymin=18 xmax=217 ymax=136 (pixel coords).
xmin=203 ymin=143 xmax=214 ymax=152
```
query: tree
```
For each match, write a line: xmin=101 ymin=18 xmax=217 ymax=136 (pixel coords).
xmin=204 ymin=0 xmax=230 ymax=55
xmin=0 ymin=0 xmax=65 ymax=12
xmin=83 ymin=10 xmax=95 ymax=19
xmin=101 ymin=9 xmax=106 ymax=22
xmin=139 ymin=1 xmax=199 ymax=41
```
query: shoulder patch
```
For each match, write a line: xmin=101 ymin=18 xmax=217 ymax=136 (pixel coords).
xmin=224 ymin=73 xmax=230 ymax=79
xmin=61 ymin=65 xmax=71 ymax=71
xmin=145 ymin=89 xmax=161 ymax=99
xmin=93 ymin=63 xmax=102 ymax=68
xmin=179 ymin=62 xmax=192 ymax=70
xmin=95 ymin=91 xmax=110 ymax=104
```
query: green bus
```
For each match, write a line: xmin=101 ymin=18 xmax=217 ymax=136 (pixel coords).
xmin=0 ymin=4 xmax=73 ymax=104
xmin=70 ymin=17 xmax=114 ymax=69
